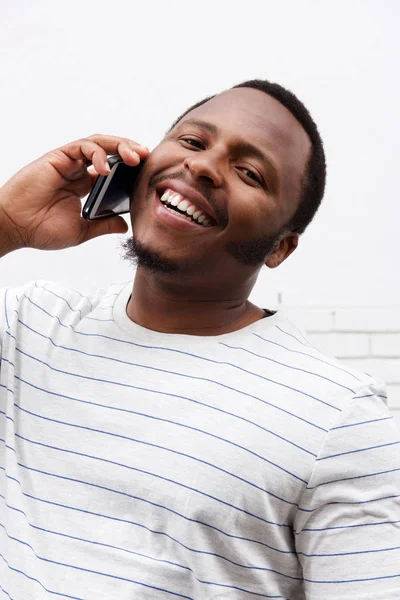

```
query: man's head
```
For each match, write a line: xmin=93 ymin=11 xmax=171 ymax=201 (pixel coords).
xmin=169 ymin=79 xmax=326 ymax=236
xmin=124 ymin=79 xmax=326 ymax=289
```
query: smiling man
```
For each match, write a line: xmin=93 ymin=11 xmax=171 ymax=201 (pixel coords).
xmin=0 ymin=79 xmax=399 ymax=600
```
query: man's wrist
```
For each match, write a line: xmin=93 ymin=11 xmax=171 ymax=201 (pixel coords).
xmin=0 ymin=200 xmax=24 ymax=257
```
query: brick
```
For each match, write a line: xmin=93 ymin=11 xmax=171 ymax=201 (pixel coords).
xmin=341 ymin=358 xmax=400 ymax=385
xmin=285 ymin=309 xmax=334 ymax=332
xmin=371 ymin=334 xmax=400 ymax=357
xmin=387 ymin=384 xmax=400 ymax=410
xmin=335 ymin=308 xmax=400 ymax=332
xmin=306 ymin=332 xmax=369 ymax=358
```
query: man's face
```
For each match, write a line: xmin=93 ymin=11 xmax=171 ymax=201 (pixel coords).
xmin=128 ymin=87 xmax=311 ymax=279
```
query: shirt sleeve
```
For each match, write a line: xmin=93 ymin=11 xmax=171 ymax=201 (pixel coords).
xmin=294 ymin=384 xmax=400 ymax=599
xmin=0 ymin=282 xmax=36 ymax=354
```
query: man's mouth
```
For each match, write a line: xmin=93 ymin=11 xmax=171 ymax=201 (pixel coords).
xmin=158 ymin=189 xmax=216 ymax=227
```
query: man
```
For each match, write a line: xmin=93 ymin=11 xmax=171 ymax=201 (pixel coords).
xmin=0 ymin=79 xmax=399 ymax=599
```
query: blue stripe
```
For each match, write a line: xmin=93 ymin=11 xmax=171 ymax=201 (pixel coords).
xmin=288 ymin=322 xmax=311 ymax=345
xmin=295 ymin=518 xmax=400 ymax=533
xmin=192 ymin=579 xmax=291 ymax=598
xmin=0 ymin=553 xmax=84 ymax=599
xmin=13 ymin=372 xmax=317 ymax=457
xmin=305 ymin=467 xmax=400 ymax=490
xmin=0 ymin=411 xmax=294 ymax=554
xmin=0 ymin=584 xmax=14 ymax=600
xmin=24 ymin=296 xmax=69 ymax=329
xmin=0 ymin=530 xmax=195 ymax=600
xmin=0 ymin=468 xmax=300 ymax=585
xmin=0 ymin=513 xmax=291 ymax=600
xmin=0 ymin=447 xmax=291 ymax=535
xmin=298 ymin=544 xmax=400 ymax=558
xmin=303 ymin=572 xmax=400 ymax=584
xmin=14 ymin=400 xmax=308 ymax=490
xmin=353 ymin=393 xmax=388 ymax=400
xmin=5 ymin=434 xmax=293 ymax=527
xmin=16 ymin=316 xmax=341 ymax=413
xmin=219 ymin=342 xmax=355 ymax=393
xmin=3 ymin=467 xmax=291 ymax=577
xmin=318 ymin=439 xmax=400 ymax=461
xmin=332 ymin=416 xmax=393 ymax=430
xmin=252 ymin=333 xmax=362 ymax=382
xmin=275 ymin=325 xmax=312 ymax=348
xmin=70 ymin=286 xmax=93 ymax=311
xmin=9 ymin=337 xmax=329 ymax=433
xmin=35 ymin=283 xmax=118 ymax=307
xmin=0 ymin=384 xmax=13 ymax=394
xmin=20 ymin=295 xmax=345 ymax=414
xmin=298 ymin=492 xmax=400 ymax=513
xmin=0 ymin=494 xmax=193 ymax=573
xmin=0 ymin=477 xmax=293 ymax=558
xmin=33 ymin=284 xmax=84 ymax=320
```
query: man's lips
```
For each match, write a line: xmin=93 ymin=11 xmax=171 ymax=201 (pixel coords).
xmin=155 ymin=179 xmax=217 ymax=224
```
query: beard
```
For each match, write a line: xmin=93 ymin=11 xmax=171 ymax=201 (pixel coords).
xmin=121 ymin=229 xmax=282 ymax=274
xmin=121 ymin=237 xmax=181 ymax=274
xmin=224 ymin=232 xmax=281 ymax=266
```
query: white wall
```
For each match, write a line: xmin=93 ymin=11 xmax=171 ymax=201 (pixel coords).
xmin=1 ymin=1 xmax=399 ymax=421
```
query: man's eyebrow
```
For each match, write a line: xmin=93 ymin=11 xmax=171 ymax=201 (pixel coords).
xmin=180 ymin=118 xmax=218 ymax=135
xmin=179 ymin=118 xmax=279 ymax=185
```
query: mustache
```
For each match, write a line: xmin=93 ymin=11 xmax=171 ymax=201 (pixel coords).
xmin=148 ymin=170 xmax=228 ymax=228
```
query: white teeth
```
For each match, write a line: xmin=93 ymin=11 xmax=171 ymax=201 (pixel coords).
xmin=159 ymin=188 xmax=214 ymax=227
xmin=176 ymin=199 xmax=189 ymax=212
xmin=170 ymin=194 xmax=180 ymax=206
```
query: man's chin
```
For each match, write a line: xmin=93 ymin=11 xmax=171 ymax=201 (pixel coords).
xmin=121 ymin=236 xmax=184 ymax=275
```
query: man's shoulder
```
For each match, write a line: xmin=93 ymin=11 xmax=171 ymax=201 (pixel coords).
xmin=0 ymin=279 xmax=128 ymax=334
xmin=242 ymin=312 xmax=385 ymax=412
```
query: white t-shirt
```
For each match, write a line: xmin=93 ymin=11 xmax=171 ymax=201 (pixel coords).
xmin=0 ymin=280 xmax=399 ymax=600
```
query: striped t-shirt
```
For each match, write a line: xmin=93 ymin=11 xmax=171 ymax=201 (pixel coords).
xmin=0 ymin=280 xmax=399 ymax=600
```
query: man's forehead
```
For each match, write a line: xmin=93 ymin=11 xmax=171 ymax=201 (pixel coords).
xmin=183 ymin=87 xmax=311 ymax=155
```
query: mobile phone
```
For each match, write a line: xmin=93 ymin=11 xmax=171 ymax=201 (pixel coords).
xmin=82 ymin=155 xmax=143 ymax=220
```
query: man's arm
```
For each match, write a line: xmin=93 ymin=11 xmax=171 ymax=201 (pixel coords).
xmin=295 ymin=384 xmax=400 ymax=599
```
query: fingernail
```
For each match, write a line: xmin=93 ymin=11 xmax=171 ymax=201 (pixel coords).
xmin=104 ymin=162 xmax=110 ymax=173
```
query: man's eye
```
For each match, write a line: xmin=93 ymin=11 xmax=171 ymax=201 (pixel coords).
xmin=239 ymin=167 xmax=262 ymax=185
xmin=181 ymin=138 xmax=204 ymax=150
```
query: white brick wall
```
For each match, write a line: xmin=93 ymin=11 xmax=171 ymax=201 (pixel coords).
xmin=285 ymin=307 xmax=400 ymax=429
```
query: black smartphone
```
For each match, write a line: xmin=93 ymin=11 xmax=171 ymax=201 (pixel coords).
xmin=82 ymin=155 xmax=143 ymax=220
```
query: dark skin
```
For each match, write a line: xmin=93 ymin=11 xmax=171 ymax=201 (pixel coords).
xmin=126 ymin=88 xmax=312 ymax=335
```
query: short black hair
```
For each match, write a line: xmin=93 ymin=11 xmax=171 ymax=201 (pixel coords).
xmin=169 ymin=79 xmax=326 ymax=235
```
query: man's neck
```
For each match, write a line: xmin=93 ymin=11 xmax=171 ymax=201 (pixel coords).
xmin=126 ymin=268 xmax=265 ymax=336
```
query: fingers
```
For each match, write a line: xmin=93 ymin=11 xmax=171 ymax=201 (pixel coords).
xmin=60 ymin=135 xmax=150 ymax=177
xmin=81 ymin=215 xmax=129 ymax=243
xmin=64 ymin=170 xmax=98 ymax=198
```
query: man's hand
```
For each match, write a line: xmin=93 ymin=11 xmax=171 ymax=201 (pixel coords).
xmin=0 ymin=134 xmax=149 ymax=255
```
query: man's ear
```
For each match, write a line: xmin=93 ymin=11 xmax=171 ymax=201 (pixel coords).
xmin=265 ymin=232 xmax=299 ymax=269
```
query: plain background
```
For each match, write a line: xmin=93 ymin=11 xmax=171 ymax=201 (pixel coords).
xmin=0 ymin=0 xmax=399 ymax=310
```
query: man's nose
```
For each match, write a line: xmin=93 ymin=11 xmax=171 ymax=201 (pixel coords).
xmin=183 ymin=152 xmax=224 ymax=187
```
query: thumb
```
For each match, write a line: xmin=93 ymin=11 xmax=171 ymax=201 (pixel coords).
xmin=82 ymin=215 xmax=129 ymax=242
